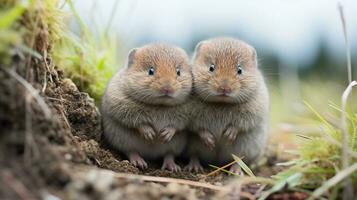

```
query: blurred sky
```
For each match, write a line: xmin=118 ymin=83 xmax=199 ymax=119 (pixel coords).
xmin=72 ymin=0 xmax=357 ymax=67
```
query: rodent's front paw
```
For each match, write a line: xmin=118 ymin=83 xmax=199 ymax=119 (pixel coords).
xmin=198 ymin=130 xmax=215 ymax=150
xmin=223 ymin=127 xmax=239 ymax=143
xmin=159 ymin=127 xmax=176 ymax=142
xmin=138 ymin=125 xmax=156 ymax=141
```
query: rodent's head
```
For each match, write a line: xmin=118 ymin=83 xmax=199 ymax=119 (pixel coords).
xmin=192 ymin=37 xmax=260 ymax=104
xmin=122 ymin=44 xmax=192 ymax=106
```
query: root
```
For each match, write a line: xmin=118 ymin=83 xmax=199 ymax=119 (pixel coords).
xmin=113 ymin=172 xmax=255 ymax=199
xmin=2 ymin=68 xmax=51 ymax=119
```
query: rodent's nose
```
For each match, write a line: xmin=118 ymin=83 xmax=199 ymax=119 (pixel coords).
xmin=160 ymin=86 xmax=174 ymax=95
xmin=218 ymin=85 xmax=232 ymax=94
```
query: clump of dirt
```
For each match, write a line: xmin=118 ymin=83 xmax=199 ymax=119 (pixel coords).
xmin=78 ymin=139 xmax=139 ymax=174
xmin=45 ymin=75 xmax=101 ymax=142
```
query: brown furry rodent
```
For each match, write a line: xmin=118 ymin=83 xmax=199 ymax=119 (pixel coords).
xmin=101 ymin=44 xmax=192 ymax=171
xmin=185 ymin=37 xmax=269 ymax=172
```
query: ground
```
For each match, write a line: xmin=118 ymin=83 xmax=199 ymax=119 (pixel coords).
xmin=0 ymin=54 xmax=306 ymax=200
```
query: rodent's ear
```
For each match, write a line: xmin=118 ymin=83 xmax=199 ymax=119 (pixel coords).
xmin=126 ymin=48 xmax=137 ymax=68
xmin=250 ymin=46 xmax=257 ymax=64
xmin=251 ymin=46 xmax=257 ymax=60
xmin=193 ymin=41 xmax=206 ymax=59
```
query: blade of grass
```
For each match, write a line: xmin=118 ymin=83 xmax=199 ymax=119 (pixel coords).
xmin=296 ymin=134 xmax=313 ymax=140
xmin=258 ymin=172 xmax=302 ymax=200
xmin=307 ymin=162 xmax=357 ymax=200
xmin=232 ymin=154 xmax=255 ymax=177
xmin=0 ymin=5 xmax=25 ymax=30
xmin=276 ymin=159 xmax=299 ymax=166
xmin=304 ymin=101 xmax=335 ymax=133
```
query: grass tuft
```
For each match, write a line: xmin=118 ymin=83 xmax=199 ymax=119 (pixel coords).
xmin=52 ymin=0 xmax=119 ymax=103
xmin=270 ymin=96 xmax=357 ymax=199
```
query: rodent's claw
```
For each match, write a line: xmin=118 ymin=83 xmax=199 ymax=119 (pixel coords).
xmin=138 ymin=125 xmax=156 ymax=141
xmin=184 ymin=157 xmax=204 ymax=173
xmin=129 ymin=153 xmax=148 ymax=169
xmin=229 ymin=163 xmax=243 ymax=176
xmin=198 ymin=130 xmax=215 ymax=150
xmin=223 ymin=127 xmax=239 ymax=143
xmin=159 ymin=127 xmax=176 ymax=142
xmin=161 ymin=155 xmax=181 ymax=172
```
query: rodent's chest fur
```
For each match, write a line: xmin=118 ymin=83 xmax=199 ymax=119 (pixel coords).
xmin=106 ymin=91 xmax=190 ymax=132
xmin=188 ymin=97 xmax=261 ymax=137
xmin=103 ymin=72 xmax=190 ymax=132
xmin=132 ymin=102 xmax=189 ymax=131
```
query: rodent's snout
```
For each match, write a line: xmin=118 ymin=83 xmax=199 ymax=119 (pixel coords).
xmin=217 ymin=85 xmax=232 ymax=95
xmin=160 ymin=86 xmax=174 ymax=96
xmin=216 ymin=79 xmax=232 ymax=95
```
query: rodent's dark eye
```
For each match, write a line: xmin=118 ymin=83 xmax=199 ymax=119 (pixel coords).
xmin=237 ymin=64 xmax=243 ymax=75
xmin=176 ymin=68 xmax=181 ymax=76
xmin=148 ymin=67 xmax=155 ymax=76
xmin=209 ymin=64 xmax=215 ymax=72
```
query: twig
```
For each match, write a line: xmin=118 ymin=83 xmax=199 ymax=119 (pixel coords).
xmin=207 ymin=160 xmax=236 ymax=176
xmin=41 ymin=50 xmax=53 ymax=93
xmin=114 ymin=172 xmax=256 ymax=199
xmin=342 ymin=84 xmax=357 ymax=138
xmin=60 ymin=109 xmax=71 ymax=129
xmin=114 ymin=172 xmax=224 ymax=191
xmin=340 ymin=80 xmax=356 ymax=200
xmin=209 ymin=165 xmax=238 ymax=176
xmin=113 ymin=172 xmax=256 ymax=199
xmin=2 ymin=68 xmax=51 ymax=119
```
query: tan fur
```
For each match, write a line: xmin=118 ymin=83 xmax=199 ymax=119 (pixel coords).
xmin=101 ymin=44 xmax=192 ymax=164
xmin=187 ymin=37 xmax=269 ymax=165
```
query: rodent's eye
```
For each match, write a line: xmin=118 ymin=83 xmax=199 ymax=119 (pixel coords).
xmin=176 ymin=67 xmax=181 ymax=76
xmin=148 ymin=67 xmax=155 ymax=76
xmin=209 ymin=64 xmax=215 ymax=72
xmin=237 ymin=64 xmax=243 ymax=75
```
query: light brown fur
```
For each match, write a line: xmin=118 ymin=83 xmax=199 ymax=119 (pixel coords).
xmin=101 ymin=44 xmax=192 ymax=171
xmin=185 ymin=37 xmax=269 ymax=171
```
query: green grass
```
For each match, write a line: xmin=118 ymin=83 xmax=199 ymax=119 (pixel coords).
xmin=52 ymin=0 xmax=119 ymax=103
xmin=0 ymin=1 xmax=25 ymax=65
xmin=1 ymin=0 xmax=120 ymax=102
xmin=0 ymin=0 xmax=66 ymax=65
xmin=267 ymin=95 xmax=357 ymax=199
